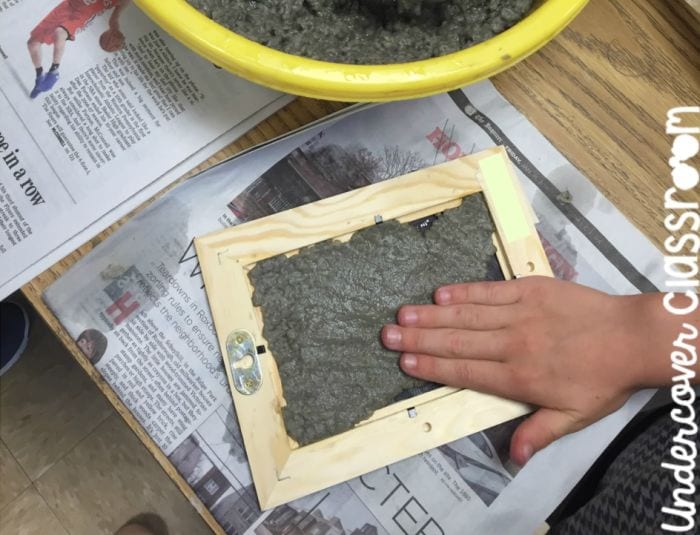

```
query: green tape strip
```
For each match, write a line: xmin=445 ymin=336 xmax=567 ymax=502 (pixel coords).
xmin=479 ymin=154 xmax=530 ymax=244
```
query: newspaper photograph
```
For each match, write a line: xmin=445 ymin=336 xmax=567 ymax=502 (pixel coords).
xmin=44 ymin=79 xmax=666 ymax=534
xmin=0 ymin=0 xmax=289 ymax=299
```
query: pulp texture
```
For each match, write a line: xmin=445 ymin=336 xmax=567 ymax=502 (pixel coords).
xmin=190 ymin=0 xmax=534 ymax=64
xmin=249 ymin=194 xmax=503 ymax=445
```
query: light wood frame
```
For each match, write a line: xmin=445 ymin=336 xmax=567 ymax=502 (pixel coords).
xmin=195 ymin=147 xmax=553 ymax=509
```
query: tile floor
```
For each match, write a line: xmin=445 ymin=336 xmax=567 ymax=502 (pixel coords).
xmin=0 ymin=296 xmax=212 ymax=535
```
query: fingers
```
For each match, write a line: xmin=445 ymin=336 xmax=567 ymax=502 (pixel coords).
xmin=434 ymin=280 xmax=523 ymax=306
xmin=382 ymin=324 xmax=512 ymax=360
xmin=397 ymin=303 xmax=516 ymax=330
xmin=399 ymin=353 xmax=520 ymax=398
xmin=509 ymin=408 xmax=581 ymax=466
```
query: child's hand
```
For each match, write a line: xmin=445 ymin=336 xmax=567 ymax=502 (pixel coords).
xmin=381 ymin=277 xmax=682 ymax=465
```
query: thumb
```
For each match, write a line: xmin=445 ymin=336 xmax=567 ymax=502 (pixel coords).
xmin=510 ymin=408 xmax=579 ymax=466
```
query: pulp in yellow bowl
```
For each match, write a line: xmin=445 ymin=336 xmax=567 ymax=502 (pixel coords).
xmin=134 ymin=0 xmax=588 ymax=102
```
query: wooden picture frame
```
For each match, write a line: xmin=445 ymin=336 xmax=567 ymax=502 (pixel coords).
xmin=195 ymin=147 xmax=553 ymax=509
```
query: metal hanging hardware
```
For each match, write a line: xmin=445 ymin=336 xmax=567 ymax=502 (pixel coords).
xmin=226 ymin=330 xmax=262 ymax=395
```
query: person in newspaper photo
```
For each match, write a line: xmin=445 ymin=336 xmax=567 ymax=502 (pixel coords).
xmin=27 ymin=0 xmax=130 ymax=99
xmin=76 ymin=327 xmax=108 ymax=364
xmin=382 ymin=279 xmax=700 ymax=533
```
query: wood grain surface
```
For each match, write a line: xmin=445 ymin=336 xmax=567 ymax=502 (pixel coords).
xmin=21 ymin=1 xmax=700 ymax=532
xmin=492 ymin=0 xmax=700 ymax=247
xmin=674 ymin=0 xmax=700 ymax=26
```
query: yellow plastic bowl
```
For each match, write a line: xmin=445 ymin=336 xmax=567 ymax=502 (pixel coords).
xmin=135 ymin=0 xmax=588 ymax=102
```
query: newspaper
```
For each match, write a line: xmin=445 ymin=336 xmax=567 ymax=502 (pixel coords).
xmin=0 ymin=0 xmax=291 ymax=299
xmin=44 ymin=79 xmax=667 ymax=535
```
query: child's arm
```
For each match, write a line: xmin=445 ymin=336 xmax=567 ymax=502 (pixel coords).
xmin=109 ymin=0 xmax=131 ymax=31
xmin=381 ymin=277 xmax=699 ymax=464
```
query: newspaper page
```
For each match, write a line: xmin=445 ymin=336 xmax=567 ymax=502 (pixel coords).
xmin=0 ymin=0 xmax=290 ymax=299
xmin=44 ymin=79 xmax=666 ymax=535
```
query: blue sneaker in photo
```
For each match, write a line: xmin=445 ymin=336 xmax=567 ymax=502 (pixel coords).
xmin=30 ymin=74 xmax=46 ymax=98
xmin=40 ymin=70 xmax=60 ymax=92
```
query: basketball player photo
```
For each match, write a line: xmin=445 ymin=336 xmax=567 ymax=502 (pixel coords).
xmin=27 ymin=0 xmax=130 ymax=99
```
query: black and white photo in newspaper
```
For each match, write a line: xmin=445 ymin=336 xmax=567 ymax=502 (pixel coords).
xmin=45 ymin=80 xmax=666 ymax=534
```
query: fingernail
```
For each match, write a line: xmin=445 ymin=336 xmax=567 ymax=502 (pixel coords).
xmin=401 ymin=308 xmax=418 ymax=325
xmin=521 ymin=444 xmax=533 ymax=464
xmin=402 ymin=353 xmax=417 ymax=369
xmin=384 ymin=325 xmax=401 ymax=347
xmin=435 ymin=288 xmax=450 ymax=304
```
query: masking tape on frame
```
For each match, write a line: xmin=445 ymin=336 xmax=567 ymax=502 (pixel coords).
xmin=478 ymin=153 xmax=531 ymax=244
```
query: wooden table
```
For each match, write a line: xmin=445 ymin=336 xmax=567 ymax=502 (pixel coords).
xmin=21 ymin=1 xmax=700 ymax=533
